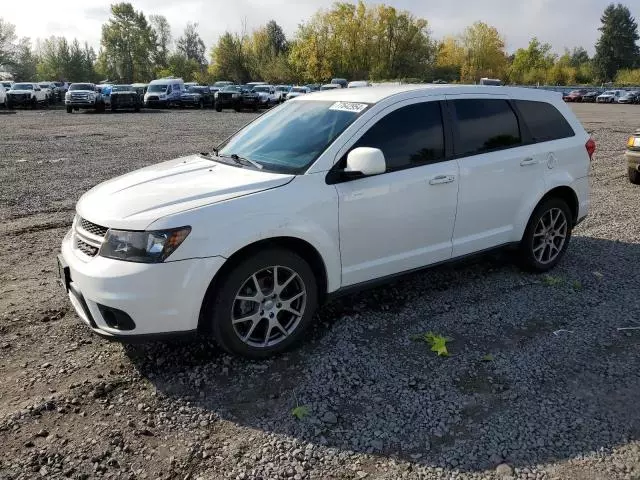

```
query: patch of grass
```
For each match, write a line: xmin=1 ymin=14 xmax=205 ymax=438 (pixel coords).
xmin=481 ymin=354 xmax=495 ymax=362
xmin=410 ymin=332 xmax=452 ymax=357
xmin=571 ymin=280 xmax=583 ymax=291
xmin=542 ymin=275 xmax=564 ymax=287
xmin=291 ymin=405 xmax=310 ymax=420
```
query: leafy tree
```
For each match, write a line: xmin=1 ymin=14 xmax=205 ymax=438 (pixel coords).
xmin=36 ymin=37 xmax=97 ymax=81
xmin=0 ymin=18 xmax=17 ymax=67
xmin=177 ymin=22 xmax=206 ymax=67
xmin=593 ymin=3 xmax=640 ymax=82
xmin=508 ymin=37 xmax=556 ymax=84
xmin=157 ymin=52 xmax=200 ymax=81
xmin=265 ymin=20 xmax=288 ymax=56
xmin=98 ymin=3 xmax=157 ymax=82
xmin=569 ymin=47 xmax=590 ymax=67
xmin=615 ymin=68 xmax=640 ymax=85
xmin=12 ymin=38 xmax=37 ymax=81
xmin=210 ymin=31 xmax=251 ymax=83
xmin=459 ymin=22 xmax=507 ymax=82
xmin=247 ymin=21 xmax=292 ymax=83
xmin=150 ymin=15 xmax=172 ymax=70
xmin=435 ymin=37 xmax=465 ymax=80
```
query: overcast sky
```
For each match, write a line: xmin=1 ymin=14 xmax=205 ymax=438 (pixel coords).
xmin=2 ymin=0 xmax=622 ymax=55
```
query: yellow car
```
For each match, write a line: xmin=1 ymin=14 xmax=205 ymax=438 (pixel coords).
xmin=627 ymin=130 xmax=640 ymax=184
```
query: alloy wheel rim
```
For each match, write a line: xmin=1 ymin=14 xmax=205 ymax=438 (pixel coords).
xmin=232 ymin=266 xmax=307 ymax=348
xmin=532 ymin=208 xmax=568 ymax=264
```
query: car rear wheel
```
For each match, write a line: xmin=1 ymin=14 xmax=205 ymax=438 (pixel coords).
xmin=66 ymin=106 xmax=73 ymax=114
xmin=215 ymin=103 xmax=222 ymax=112
xmin=518 ymin=198 xmax=573 ymax=272
xmin=204 ymin=248 xmax=318 ymax=358
xmin=629 ymin=168 xmax=640 ymax=185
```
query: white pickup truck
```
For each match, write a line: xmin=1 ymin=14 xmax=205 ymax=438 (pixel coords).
xmin=251 ymin=84 xmax=279 ymax=108
xmin=6 ymin=82 xmax=48 ymax=109
xmin=65 ymin=83 xmax=106 ymax=113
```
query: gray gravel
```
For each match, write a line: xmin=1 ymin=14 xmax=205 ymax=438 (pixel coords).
xmin=1 ymin=104 xmax=640 ymax=480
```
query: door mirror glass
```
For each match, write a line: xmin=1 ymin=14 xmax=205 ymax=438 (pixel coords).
xmin=346 ymin=147 xmax=386 ymax=176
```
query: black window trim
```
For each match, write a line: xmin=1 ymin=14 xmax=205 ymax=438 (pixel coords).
xmin=326 ymin=99 xmax=454 ymax=185
xmin=447 ymin=98 xmax=532 ymax=160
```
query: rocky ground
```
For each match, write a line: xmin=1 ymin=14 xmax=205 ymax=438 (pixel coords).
xmin=1 ymin=103 xmax=639 ymax=480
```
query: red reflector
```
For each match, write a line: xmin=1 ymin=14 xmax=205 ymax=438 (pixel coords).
xmin=585 ymin=138 xmax=596 ymax=160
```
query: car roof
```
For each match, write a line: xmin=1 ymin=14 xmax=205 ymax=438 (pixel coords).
xmin=298 ymin=84 xmax=565 ymax=104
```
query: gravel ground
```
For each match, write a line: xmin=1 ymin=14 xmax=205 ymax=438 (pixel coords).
xmin=1 ymin=104 xmax=640 ymax=480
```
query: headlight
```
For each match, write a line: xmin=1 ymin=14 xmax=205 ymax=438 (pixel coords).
xmin=214 ymin=92 xmax=219 ymax=99
xmin=65 ymin=92 xmax=71 ymax=98
xmin=99 ymin=227 xmax=191 ymax=263
xmin=232 ymin=93 xmax=239 ymax=98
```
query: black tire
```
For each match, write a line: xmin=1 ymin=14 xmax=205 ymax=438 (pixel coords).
xmin=215 ymin=103 xmax=222 ymax=112
xmin=111 ymin=106 xmax=117 ymax=112
xmin=66 ymin=106 xmax=73 ymax=114
xmin=518 ymin=198 xmax=573 ymax=272
xmin=7 ymin=101 xmax=13 ymax=110
xmin=204 ymin=248 xmax=319 ymax=358
xmin=134 ymin=106 xmax=140 ymax=112
xmin=629 ymin=167 xmax=640 ymax=185
xmin=31 ymin=98 xmax=37 ymax=110
xmin=234 ymin=106 xmax=241 ymax=112
xmin=252 ymin=104 xmax=258 ymax=112
xmin=199 ymin=100 xmax=204 ymax=109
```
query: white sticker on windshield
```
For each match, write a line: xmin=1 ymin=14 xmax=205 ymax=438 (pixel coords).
xmin=329 ymin=102 xmax=368 ymax=113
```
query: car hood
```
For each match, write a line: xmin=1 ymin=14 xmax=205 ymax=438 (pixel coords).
xmin=77 ymin=154 xmax=294 ymax=230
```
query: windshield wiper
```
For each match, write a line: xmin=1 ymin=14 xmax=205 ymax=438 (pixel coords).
xmin=223 ymin=153 xmax=263 ymax=170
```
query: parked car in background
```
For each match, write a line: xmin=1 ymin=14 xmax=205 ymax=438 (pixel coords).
xmin=348 ymin=80 xmax=371 ymax=88
xmin=144 ymin=78 xmax=185 ymax=108
xmin=184 ymin=82 xmax=199 ymax=88
xmin=581 ymin=91 xmax=601 ymax=103
xmin=320 ymin=84 xmax=341 ymax=91
xmin=479 ymin=77 xmax=502 ymax=86
xmin=275 ymin=85 xmax=291 ymax=103
xmin=330 ymin=78 xmax=348 ymax=88
xmin=305 ymin=84 xmax=321 ymax=92
xmin=38 ymin=82 xmax=57 ymax=104
xmin=626 ymin=129 xmax=640 ymax=184
xmin=563 ymin=89 xmax=589 ymax=102
xmin=618 ymin=91 xmax=640 ymax=104
xmin=596 ymin=90 xmax=623 ymax=103
xmin=7 ymin=83 xmax=48 ymax=109
xmin=252 ymin=84 xmax=278 ymax=107
xmin=53 ymin=81 xmax=69 ymax=99
xmin=210 ymin=81 xmax=234 ymax=94
xmin=1 ymin=81 xmax=14 ymax=93
xmin=0 ymin=83 xmax=6 ymax=108
xmin=181 ymin=85 xmax=215 ymax=108
xmin=110 ymin=85 xmax=142 ymax=112
xmin=131 ymin=83 xmax=148 ymax=102
xmin=57 ymin=85 xmax=593 ymax=358
xmin=214 ymin=85 xmax=259 ymax=112
xmin=285 ymin=86 xmax=310 ymax=100
xmin=65 ymin=83 xmax=105 ymax=113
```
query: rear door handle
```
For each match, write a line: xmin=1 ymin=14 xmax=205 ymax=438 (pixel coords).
xmin=429 ymin=175 xmax=455 ymax=185
xmin=520 ymin=157 xmax=538 ymax=166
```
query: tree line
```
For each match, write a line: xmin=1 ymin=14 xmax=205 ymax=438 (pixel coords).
xmin=0 ymin=1 xmax=639 ymax=86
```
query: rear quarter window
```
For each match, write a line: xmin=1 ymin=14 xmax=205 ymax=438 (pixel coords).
xmin=514 ymin=100 xmax=575 ymax=143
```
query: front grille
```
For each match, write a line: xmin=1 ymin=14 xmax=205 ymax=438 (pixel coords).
xmin=71 ymin=93 xmax=89 ymax=100
xmin=75 ymin=238 xmax=99 ymax=257
xmin=148 ymin=96 xmax=159 ymax=101
xmin=79 ymin=218 xmax=108 ymax=237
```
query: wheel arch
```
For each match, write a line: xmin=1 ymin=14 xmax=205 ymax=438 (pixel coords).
xmin=538 ymin=186 xmax=579 ymax=225
xmin=197 ymin=236 xmax=329 ymax=333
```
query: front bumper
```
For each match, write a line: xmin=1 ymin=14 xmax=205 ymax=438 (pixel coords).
xmin=59 ymin=229 xmax=225 ymax=339
xmin=8 ymin=95 xmax=32 ymax=105
xmin=66 ymin=100 xmax=96 ymax=107
xmin=626 ymin=149 xmax=640 ymax=169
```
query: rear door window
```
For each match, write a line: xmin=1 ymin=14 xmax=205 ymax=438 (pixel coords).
xmin=451 ymin=99 xmax=521 ymax=156
xmin=515 ymin=100 xmax=575 ymax=143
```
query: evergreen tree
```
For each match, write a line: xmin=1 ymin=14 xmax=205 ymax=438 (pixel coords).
xmin=593 ymin=3 xmax=640 ymax=81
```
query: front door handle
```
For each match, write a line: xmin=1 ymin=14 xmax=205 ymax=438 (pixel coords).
xmin=520 ymin=157 xmax=538 ymax=166
xmin=429 ymin=175 xmax=455 ymax=185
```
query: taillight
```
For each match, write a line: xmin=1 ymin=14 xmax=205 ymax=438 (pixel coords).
xmin=585 ymin=138 xmax=596 ymax=160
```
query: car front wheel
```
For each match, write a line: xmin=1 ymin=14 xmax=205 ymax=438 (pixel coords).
xmin=204 ymin=248 xmax=318 ymax=358
xmin=518 ymin=198 xmax=573 ymax=272
xmin=629 ymin=168 xmax=640 ymax=185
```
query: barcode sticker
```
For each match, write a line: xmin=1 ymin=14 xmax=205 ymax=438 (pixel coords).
xmin=329 ymin=102 xmax=368 ymax=113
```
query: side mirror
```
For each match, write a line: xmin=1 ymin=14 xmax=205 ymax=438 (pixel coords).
xmin=345 ymin=147 xmax=386 ymax=176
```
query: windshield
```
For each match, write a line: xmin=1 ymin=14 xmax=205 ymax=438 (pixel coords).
xmin=187 ymin=86 xmax=207 ymax=93
xmin=222 ymin=85 xmax=240 ymax=92
xmin=218 ymin=100 xmax=369 ymax=174
xmin=276 ymin=86 xmax=290 ymax=91
xmin=214 ymin=81 xmax=232 ymax=87
xmin=69 ymin=84 xmax=94 ymax=91
xmin=148 ymin=84 xmax=168 ymax=93
xmin=253 ymin=86 xmax=270 ymax=92
xmin=112 ymin=85 xmax=132 ymax=92
xmin=38 ymin=83 xmax=50 ymax=88
xmin=291 ymin=88 xmax=307 ymax=93
xmin=603 ymin=91 xmax=615 ymax=95
xmin=12 ymin=83 xmax=33 ymax=90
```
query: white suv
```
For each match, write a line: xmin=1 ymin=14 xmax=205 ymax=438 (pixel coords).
xmin=58 ymin=85 xmax=594 ymax=358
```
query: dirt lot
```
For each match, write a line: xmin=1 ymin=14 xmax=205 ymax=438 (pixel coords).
xmin=1 ymin=103 xmax=640 ymax=480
